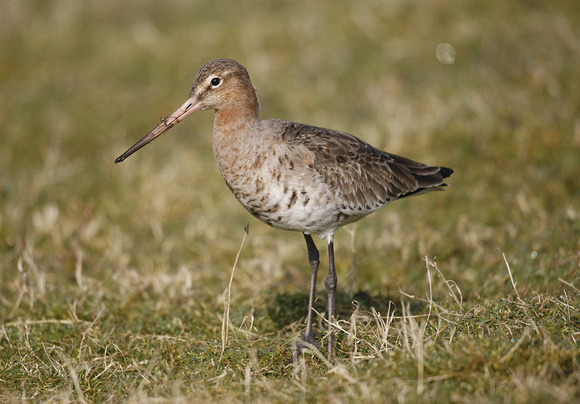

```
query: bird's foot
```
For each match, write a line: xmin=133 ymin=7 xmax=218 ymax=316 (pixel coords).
xmin=284 ymin=334 xmax=321 ymax=366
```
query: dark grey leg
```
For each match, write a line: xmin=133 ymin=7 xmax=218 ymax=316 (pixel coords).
xmin=302 ymin=233 xmax=320 ymax=345
xmin=324 ymin=235 xmax=337 ymax=362
xmin=286 ymin=234 xmax=322 ymax=365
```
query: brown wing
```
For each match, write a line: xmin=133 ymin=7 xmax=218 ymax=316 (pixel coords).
xmin=279 ymin=121 xmax=453 ymax=211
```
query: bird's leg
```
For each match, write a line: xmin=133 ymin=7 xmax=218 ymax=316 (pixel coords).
xmin=301 ymin=234 xmax=320 ymax=347
xmin=287 ymin=234 xmax=321 ymax=364
xmin=325 ymin=235 xmax=338 ymax=362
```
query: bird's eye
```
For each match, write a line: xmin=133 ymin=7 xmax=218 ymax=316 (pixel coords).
xmin=210 ymin=77 xmax=221 ymax=87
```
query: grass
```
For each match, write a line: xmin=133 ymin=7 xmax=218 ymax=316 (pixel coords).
xmin=1 ymin=0 xmax=580 ymax=402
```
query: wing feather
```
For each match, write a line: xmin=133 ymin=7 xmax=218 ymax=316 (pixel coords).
xmin=277 ymin=121 xmax=452 ymax=210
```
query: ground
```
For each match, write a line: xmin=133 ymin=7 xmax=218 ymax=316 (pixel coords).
xmin=1 ymin=0 xmax=579 ymax=402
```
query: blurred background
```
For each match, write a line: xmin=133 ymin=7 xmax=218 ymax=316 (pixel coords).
xmin=1 ymin=0 xmax=579 ymax=317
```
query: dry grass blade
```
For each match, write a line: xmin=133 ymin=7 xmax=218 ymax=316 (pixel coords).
xmin=55 ymin=349 xmax=88 ymax=404
xmin=500 ymin=328 xmax=531 ymax=363
xmin=559 ymin=278 xmax=580 ymax=293
xmin=501 ymin=251 xmax=522 ymax=301
xmin=219 ymin=224 xmax=250 ymax=366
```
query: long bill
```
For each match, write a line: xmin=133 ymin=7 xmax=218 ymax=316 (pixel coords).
xmin=115 ymin=96 xmax=201 ymax=163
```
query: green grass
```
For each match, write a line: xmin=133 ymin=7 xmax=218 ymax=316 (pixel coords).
xmin=1 ymin=0 xmax=580 ymax=402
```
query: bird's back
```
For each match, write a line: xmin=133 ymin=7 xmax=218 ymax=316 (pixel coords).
xmin=270 ymin=119 xmax=452 ymax=211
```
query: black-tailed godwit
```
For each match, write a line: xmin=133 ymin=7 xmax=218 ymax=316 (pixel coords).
xmin=116 ymin=59 xmax=453 ymax=362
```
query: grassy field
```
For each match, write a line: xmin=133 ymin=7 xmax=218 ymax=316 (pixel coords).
xmin=1 ymin=0 xmax=580 ymax=402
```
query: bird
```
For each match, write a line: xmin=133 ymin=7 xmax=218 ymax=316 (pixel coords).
xmin=115 ymin=58 xmax=453 ymax=362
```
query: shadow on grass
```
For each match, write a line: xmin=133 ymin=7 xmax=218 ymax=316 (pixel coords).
xmin=266 ymin=290 xmax=428 ymax=330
